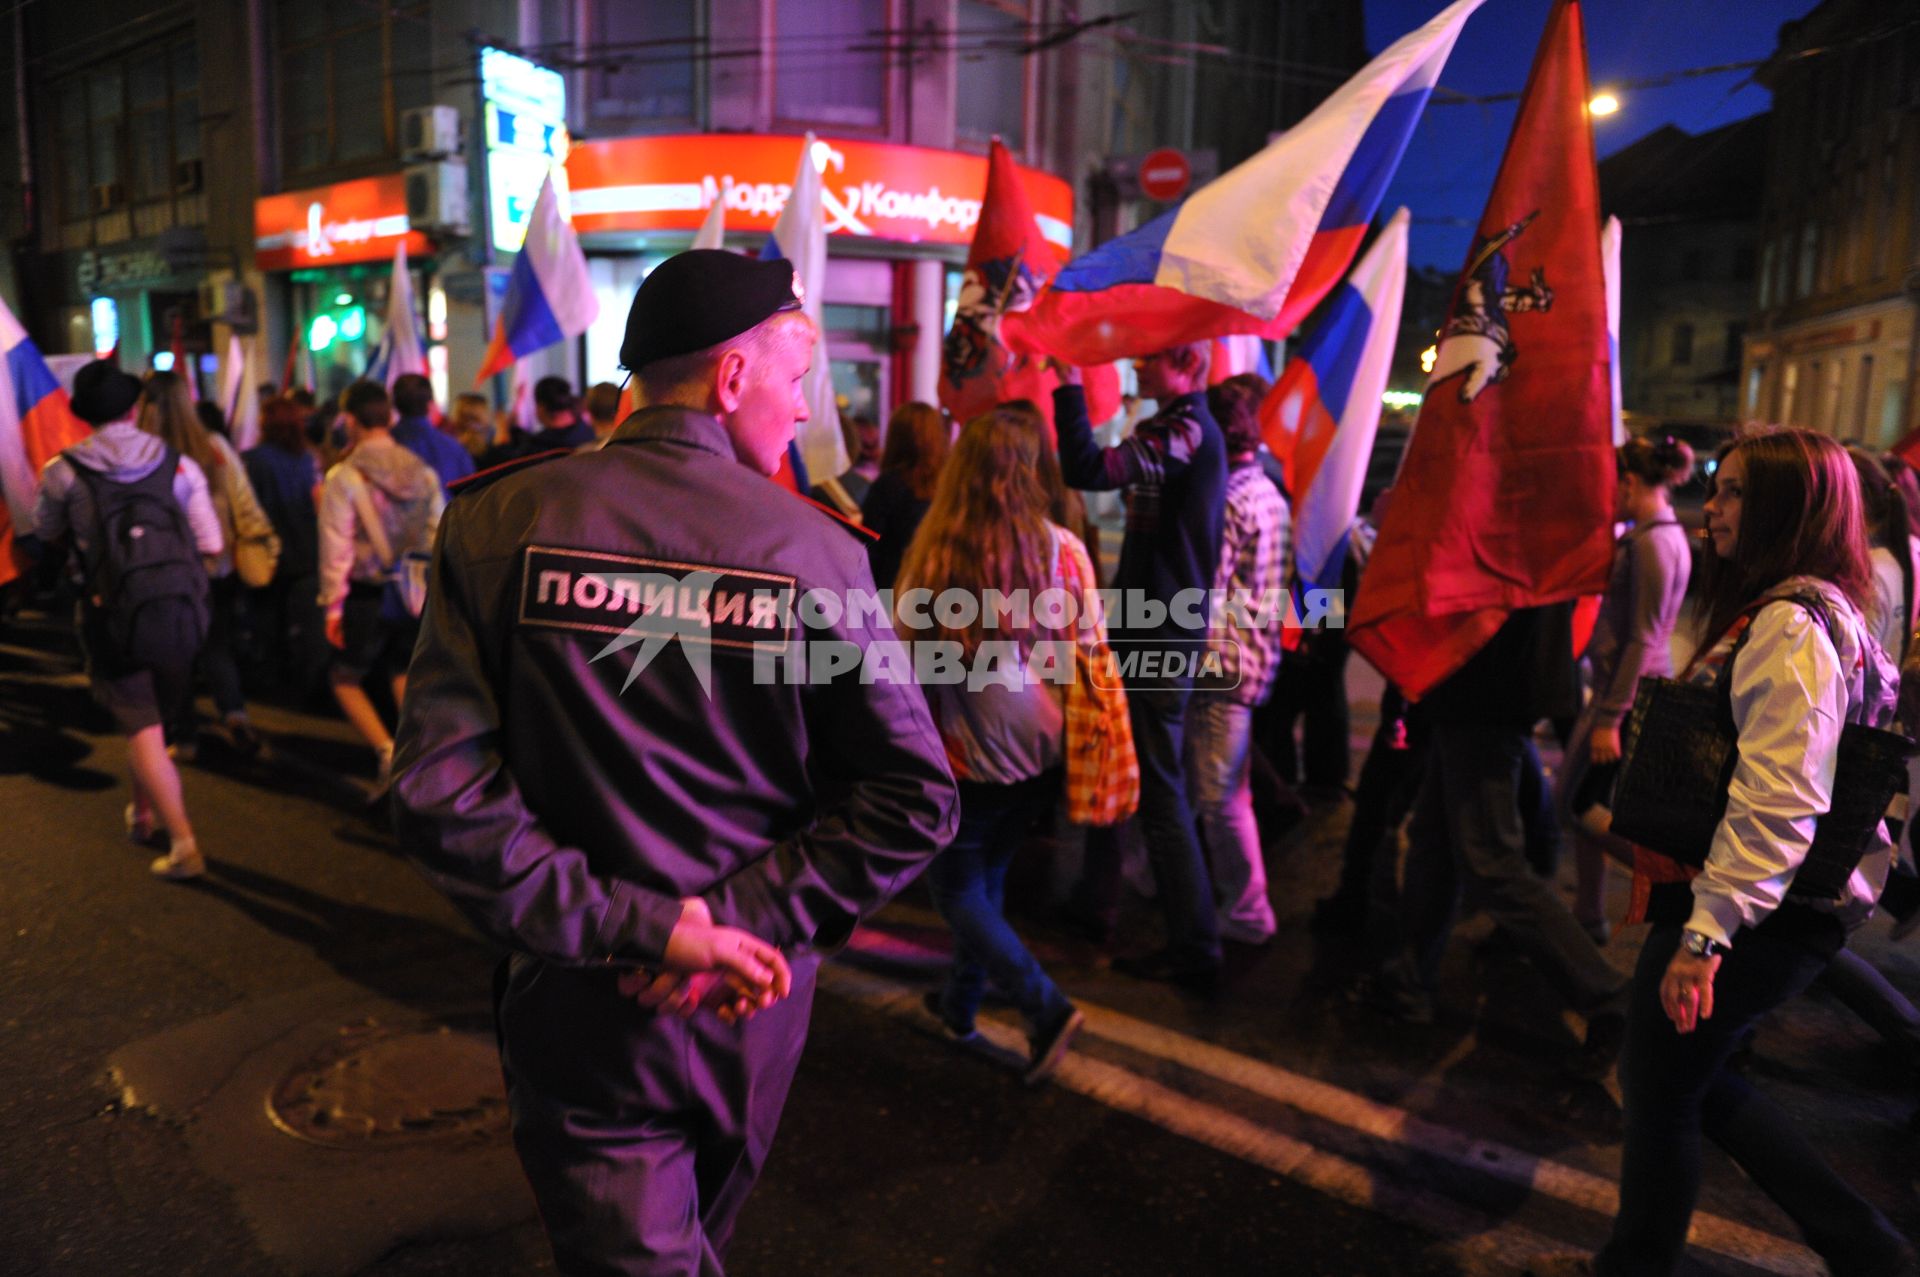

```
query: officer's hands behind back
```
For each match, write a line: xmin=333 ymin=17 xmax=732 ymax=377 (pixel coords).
xmin=616 ymin=898 xmax=793 ymax=1025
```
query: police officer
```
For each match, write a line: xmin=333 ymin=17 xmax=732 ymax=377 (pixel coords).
xmin=391 ymin=250 xmax=958 ymax=1275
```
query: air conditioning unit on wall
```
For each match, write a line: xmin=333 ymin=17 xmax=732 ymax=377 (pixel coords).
xmin=402 ymin=106 xmax=464 ymax=162
xmin=407 ymin=161 xmax=470 ymax=236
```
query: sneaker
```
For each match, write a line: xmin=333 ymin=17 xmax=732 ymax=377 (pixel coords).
xmin=224 ymin=714 xmax=262 ymax=759
xmin=149 ymin=839 xmax=205 ymax=881
xmin=367 ymin=744 xmax=396 ymax=805
xmin=1024 ymin=1005 xmax=1085 ymax=1086
xmin=1358 ymin=968 xmax=1435 ymax=1026
xmin=921 ymin=990 xmax=978 ymax=1043
xmin=1567 ymin=1010 xmax=1627 ymax=1082
xmin=1111 ymin=948 xmax=1222 ymax=996
xmin=124 ymin=803 xmax=166 ymax=850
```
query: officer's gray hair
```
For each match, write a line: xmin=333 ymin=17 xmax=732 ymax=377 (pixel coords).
xmin=636 ymin=311 xmax=818 ymax=408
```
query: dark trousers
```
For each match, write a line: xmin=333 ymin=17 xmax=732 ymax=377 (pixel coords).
xmin=1258 ymin=638 xmax=1352 ymax=788
xmin=497 ymin=954 xmax=818 ymax=1276
xmin=198 ymin=573 xmax=247 ymax=718
xmin=1331 ymin=688 xmax=1428 ymax=921
xmin=1130 ymin=684 xmax=1221 ymax=970
xmin=927 ymin=774 xmax=1071 ymax=1030
xmin=1398 ymin=720 xmax=1624 ymax=1012
xmin=1600 ymin=923 xmax=1906 ymax=1276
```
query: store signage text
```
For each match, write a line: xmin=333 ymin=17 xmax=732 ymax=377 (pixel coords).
xmin=567 ymin=135 xmax=1074 ymax=254
xmin=254 ymin=174 xmax=431 ymax=271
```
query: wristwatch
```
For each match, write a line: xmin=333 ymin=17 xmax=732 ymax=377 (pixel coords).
xmin=1681 ymin=930 xmax=1725 ymax=960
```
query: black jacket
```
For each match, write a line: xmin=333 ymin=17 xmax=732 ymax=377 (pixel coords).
xmin=1419 ymin=602 xmax=1580 ymax=726
xmin=391 ymin=406 xmax=958 ymax=968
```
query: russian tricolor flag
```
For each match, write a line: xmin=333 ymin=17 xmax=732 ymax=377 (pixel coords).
xmin=1004 ymin=0 xmax=1479 ymax=367
xmin=1261 ymin=209 xmax=1408 ymax=594
xmin=476 ymin=172 xmax=599 ymax=383
xmin=0 ymin=296 xmax=90 ymax=586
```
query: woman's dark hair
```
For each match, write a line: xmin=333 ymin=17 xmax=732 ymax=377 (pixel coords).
xmin=259 ymin=398 xmax=309 ymax=454
xmin=1207 ymin=373 xmax=1272 ymax=459
xmin=1619 ymin=434 xmax=1694 ymax=488
xmin=1882 ymin=454 xmax=1920 ymax=530
xmin=1850 ymin=447 xmax=1913 ymax=657
xmin=195 ymin=400 xmax=230 ymax=439
xmin=880 ymin=401 xmax=951 ymax=501
xmin=1695 ymin=428 xmax=1873 ymax=660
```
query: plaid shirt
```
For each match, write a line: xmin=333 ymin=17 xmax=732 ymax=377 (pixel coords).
xmin=1208 ymin=461 xmax=1290 ymax=705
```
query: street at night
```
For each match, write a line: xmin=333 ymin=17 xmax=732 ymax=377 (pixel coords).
xmin=4 ymin=601 xmax=1917 ymax=1275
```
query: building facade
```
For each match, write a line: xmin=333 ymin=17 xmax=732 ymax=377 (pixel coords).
xmin=1600 ymin=116 xmax=1766 ymax=425
xmin=1742 ymin=0 xmax=1920 ymax=444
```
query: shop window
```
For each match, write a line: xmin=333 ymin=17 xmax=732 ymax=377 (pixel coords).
xmin=276 ymin=0 xmax=432 ymax=180
xmin=775 ymin=0 xmax=888 ymax=131
xmin=1669 ymin=322 xmax=1693 ymax=367
xmin=1723 ymin=322 xmax=1745 ymax=369
xmin=955 ymin=0 xmax=1030 ymax=148
xmin=588 ymin=0 xmax=697 ymax=126
xmin=49 ymin=33 xmax=200 ymax=227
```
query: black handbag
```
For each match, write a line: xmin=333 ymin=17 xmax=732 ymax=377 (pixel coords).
xmin=1610 ymin=592 xmax=1914 ymax=901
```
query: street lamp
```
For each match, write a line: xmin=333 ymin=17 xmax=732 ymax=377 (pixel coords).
xmin=1420 ymin=344 xmax=1438 ymax=374
xmin=1588 ymin=92 xmax=1620 ymax=117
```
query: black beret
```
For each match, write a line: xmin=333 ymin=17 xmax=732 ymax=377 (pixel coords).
xmin=619 ymin=250 xmax=804 ymax=372
xmin=69 ymin=359 xmax=143 ymax=426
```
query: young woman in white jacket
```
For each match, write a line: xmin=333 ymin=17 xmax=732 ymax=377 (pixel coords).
xmin=1539 ymin=430 xmax=1912 ymax=1276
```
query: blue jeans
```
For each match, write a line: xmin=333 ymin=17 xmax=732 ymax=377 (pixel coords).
xmin=1130 ymin=685 xmax=1222 ymax=970
xmin=1600 ymin=920 xmax=1906 ymax=1276
xmin=926 ymin=774 xmax=1072 ymax=1031
xmin=1187 ymin=696 xmax=1274 ymax=942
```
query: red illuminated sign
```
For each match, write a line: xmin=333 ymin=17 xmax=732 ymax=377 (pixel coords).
xmin=254 ymin=174 xmax=431 ymax=271
xmin=566 ymin=134 xmax=1075 ymax=256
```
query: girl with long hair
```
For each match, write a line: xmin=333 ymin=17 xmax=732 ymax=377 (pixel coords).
xmin=1554 ymin=429 xmax=1911 ymax=1277
xmin=862 ymin=401 xmax=951 ymax=591
xmin=139 ymin=370 xmax=277 ymax=755
xmin=1556 ymin=435 xmax=1694 ymax=943
xmin=896 ymin=407 xmax=1091 ymax=1085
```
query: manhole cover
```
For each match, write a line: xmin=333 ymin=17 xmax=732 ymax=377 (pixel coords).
xmin=269 ymin=1018 xmax=509 ymax=1147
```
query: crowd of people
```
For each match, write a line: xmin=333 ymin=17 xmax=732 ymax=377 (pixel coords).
xmin=22 ymin=251 xmax=1920 ymax=1273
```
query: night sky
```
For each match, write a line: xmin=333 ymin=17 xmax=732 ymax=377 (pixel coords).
xmin=1366 ymin=0 xmax=1815 ymax=270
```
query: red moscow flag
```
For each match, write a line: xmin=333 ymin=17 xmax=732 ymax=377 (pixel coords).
xmin=939 ymin=139 xmax=1118 ymax=438
xmin=1347 ymin=0 xmax=1614 ymax=700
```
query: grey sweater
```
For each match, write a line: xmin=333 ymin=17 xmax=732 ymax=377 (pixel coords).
xmin=1586 ymin=519 xmax=1691 ymax=728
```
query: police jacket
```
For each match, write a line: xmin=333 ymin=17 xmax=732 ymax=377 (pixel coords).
xmin=391 ymin=405 xmax=959 ymax=969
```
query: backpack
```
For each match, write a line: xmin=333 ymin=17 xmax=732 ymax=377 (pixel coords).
xmin=67 ymin=445 xmax=211 ymax=668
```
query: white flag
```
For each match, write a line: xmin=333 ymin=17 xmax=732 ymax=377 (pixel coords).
xmin=219 ymin=332 xmax=260 ymax=451
xmin=1602 ymin=215 xmax=1625 ymax=446
xmin=374 ymin=241 xmax=428 ymax=389
xmin=693 ymin=179 xmax=729 ymax=251
xmin=767 ymin=135 xmax=847 ymax=483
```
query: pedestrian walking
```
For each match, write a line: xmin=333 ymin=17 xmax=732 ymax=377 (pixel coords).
xmin=1533 ymin=430 xmax=1914 ymax=1277
xmin=243 ymin=397 xmax=327 ymax=697
xmin=860 ymin=401 xmax=949 ymax=591
xmin=140 ymin=369 xmax=277 ymax=756
xmin=898 ymin=405 xmax=1092 ymax=1084
xmin=1054 ymin=343 xmax=1228 ymax=993
xmin=391 ymin=249 xmax=956 ymax=1275
xmin=318 ymin=380 xmax=442 ymax=791
xmin=33 ymin=360 xmax=223 ymax=879
xmin=390 ymin=372 xmax=475 ymax=493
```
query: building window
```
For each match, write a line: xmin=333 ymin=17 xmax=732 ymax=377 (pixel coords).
xmin=50 ymin=33 xmax=201 ymax=226
xmin=1780 ymin=362 xmax=1798 ymax=424
xmin=1723 ymin=322 xmax=1746 ymax=368
xmin=1670 ymin=322 xmax=1693 ymax=367
xmin=277 ymin=2 xmax=432 ymax=180
xmin=954 ymin=0 xmax=1030 ymax=148
xmin=774 ymin=0 xmax=888 ymax=131
xmin=586 ymin=0 xmax=697 ymax=126
xmin=1747 ymin=364 xmax=1765 ymax=416
xmin=1856 ymin=355 xmax=1875 ymax=440
xmin=1796 ymin=221 xmax=1818 ymax=299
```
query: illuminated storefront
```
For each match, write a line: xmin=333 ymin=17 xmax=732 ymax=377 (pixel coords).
xmin=253 ymin=174 xmax=442 ymax=402
xmin=566 ymin=134 xmax=1074 ymax=421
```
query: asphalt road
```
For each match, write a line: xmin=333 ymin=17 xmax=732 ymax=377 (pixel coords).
xmin=4 ymin=607 xmax=1917 ymax=1277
